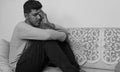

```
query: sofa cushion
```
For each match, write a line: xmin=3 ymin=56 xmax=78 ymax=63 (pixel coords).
xmin=0 ymin=39 xmax=10 ymax=60
xmin=0 ymin=39 xmax=12 ymax=72
xmin=67 ymin=28 xmax=120 ymax=72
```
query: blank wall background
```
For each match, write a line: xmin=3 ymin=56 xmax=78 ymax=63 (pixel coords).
xmin=0 ymin=0 xmax=120 ymax=41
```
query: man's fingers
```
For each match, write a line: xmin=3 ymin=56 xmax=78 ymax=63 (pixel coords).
xmin=40 ymin=10 xmax=47 ymax=16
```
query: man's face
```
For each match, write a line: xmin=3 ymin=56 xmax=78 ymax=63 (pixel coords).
xmin=26 ymin=9 xmax=43 ymax=27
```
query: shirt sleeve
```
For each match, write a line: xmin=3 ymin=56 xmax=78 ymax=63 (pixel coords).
xmin=16 ymin=22 xmax=50 ymax=40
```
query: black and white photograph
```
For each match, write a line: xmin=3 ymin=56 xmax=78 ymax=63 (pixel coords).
xmin=0 ymin=0 xmax=120 ymax=72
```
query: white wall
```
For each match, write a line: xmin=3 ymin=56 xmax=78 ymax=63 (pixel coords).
xmin=0 ymin=0 xmax=120 ymax=41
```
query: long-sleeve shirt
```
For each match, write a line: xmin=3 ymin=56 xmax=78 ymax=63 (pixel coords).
xmin=9 ymin=21 xmax=66 ymax=68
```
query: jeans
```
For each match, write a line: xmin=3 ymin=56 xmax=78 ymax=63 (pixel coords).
xmin=15 ymin=40 xmax=80 ymax=72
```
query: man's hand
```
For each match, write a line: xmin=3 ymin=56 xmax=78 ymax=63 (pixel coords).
xmin=39 ymin=10 xmax=68 ymax=41
xmin=39 ymin=10 xmax=49 ymax=24
xmin=56 ymin=29 xmax=69 ymax=35
xmin=59 ymin=32 xmax=67 ymax=42
xmin=39 ymin=10 xmax=69 ymax=34
xmin=47 ymin=29 xmax=67 ymax=42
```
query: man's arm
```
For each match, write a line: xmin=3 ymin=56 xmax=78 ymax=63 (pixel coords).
xmin=40 ymin=10 xmax=69 ymax=35
xmin=53 ymin=23 xmax=69 ymax=34
xmin=16 ymin=22 xmax=66 ymax=42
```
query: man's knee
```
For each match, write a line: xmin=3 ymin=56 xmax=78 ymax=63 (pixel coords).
xmin=43 ymin=40 xmax=61 ymax=52
xmin=44 ymin=40 xmax=58 ymax=46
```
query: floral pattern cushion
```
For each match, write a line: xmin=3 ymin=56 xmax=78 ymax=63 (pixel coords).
xmin=67 ymin=28 xmax=120 ymax=72
xmin=68 ymin=28 xmax=120 ymax=65
xmin=68 ymin=28 xmax=100 ymax=65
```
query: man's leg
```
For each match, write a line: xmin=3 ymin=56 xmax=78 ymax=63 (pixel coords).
xmin=58 ymin=41 xmax=80 ymax=70
xmin=43 ymin=40 xmax=79 ymax=72
xmin=15 ymin=40 xmax=47 ymax=72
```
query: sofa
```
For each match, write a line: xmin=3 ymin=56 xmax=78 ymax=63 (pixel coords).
xmin=0 ymin=27 xmax=120 ymax=72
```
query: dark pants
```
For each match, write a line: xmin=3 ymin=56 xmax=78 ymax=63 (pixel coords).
xmin=15 ymin=40 xmax=80 ymax=72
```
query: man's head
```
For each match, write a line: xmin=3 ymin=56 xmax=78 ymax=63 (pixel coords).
xmin=24 ymin=0 xmax=43 ymax=27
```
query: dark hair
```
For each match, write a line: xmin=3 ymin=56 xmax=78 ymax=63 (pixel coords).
xmin=23 ymin=0 xmax=42 ymax=13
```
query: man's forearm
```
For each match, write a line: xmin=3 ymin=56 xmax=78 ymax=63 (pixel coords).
xmin=49 ymin=23 xmax=69 ymax=35
xmin=47 ymin=29 xmax=67 ymax=42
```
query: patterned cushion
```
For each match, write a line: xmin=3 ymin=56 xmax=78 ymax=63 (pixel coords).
xmin=67 ymin=28 xmax=120 ymax=72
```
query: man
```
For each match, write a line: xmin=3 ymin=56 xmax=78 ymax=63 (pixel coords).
xmin=10 ymin=0 xmax=80 ymax=72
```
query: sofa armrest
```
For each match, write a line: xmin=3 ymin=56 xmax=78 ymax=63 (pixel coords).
xmin=0 ymin=39 xmax=12 ymax=72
